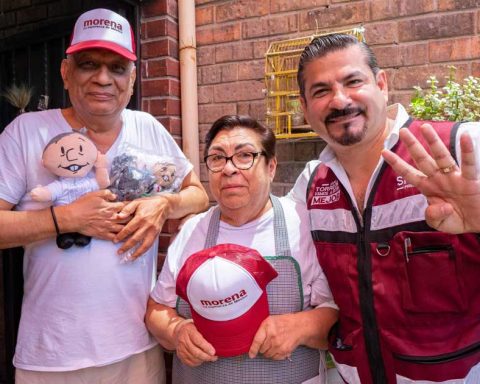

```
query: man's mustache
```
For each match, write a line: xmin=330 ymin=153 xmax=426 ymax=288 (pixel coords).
xmin=325 ymin=107 xmax=364 ymax=123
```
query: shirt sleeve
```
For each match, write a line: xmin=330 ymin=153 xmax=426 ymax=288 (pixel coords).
xmin=150 ymin=241 xmax=182 ymax=307
xmin=310 ymin=263 xmax=339 ymax=310
xmin=0 ymin=124 xmax=27 ymax=204
xmin=286 ymin=160 xmax=319 ymax=204
xmin=150 ymin=218 xmax=195 ymax=307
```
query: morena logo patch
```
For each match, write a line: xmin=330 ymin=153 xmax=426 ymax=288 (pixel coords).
xmin=84 ymin=19 xmax=122 ymax=32
xmin=200 ymin=289 xmax=247 ymax=308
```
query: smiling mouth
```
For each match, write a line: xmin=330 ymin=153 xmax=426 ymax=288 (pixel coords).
xmin=89 ymin=93 xmax=114 ymax=100
xmin=59 ymin=163 xmax=89 ymax=173
xmin=327 ymin=111 xmax=362 ymax=124
xmin=326 ymin=107 xmax=364 ymax=124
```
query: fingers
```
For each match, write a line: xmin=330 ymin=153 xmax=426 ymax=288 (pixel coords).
xmin=116 ymin=200 xmax=138 ymax=220
xmin=95 ymin=189 xmax=119 ymax=202
xmin=424 ymin=196 xmax=456 ymax=233
xmin=114 ymin=200 xmax=166 ymax=258
xmin=114 ymin=201 xmax=141 ymax=243
xmin=381 ymin=148 xmax=427 ymax=187
xmin=396 ymin=126 xmax=438 ymax=177
xmin=248 ymin=324 xmax=267 ymax=358
xmin=418 ymin=123 xmax=458 ymax=173
xmin=175 ymin=321 xmax=217 ymax=367
xmin=117 ymin=230 xmax=156 ymax=259
xmin=248 ymin=316 xmax=294 ymax=360
xmin=459 ymin=132 xmax=477 ymax=180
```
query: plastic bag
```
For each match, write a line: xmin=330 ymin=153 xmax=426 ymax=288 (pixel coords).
xmin=108 ymin=143 xmax=190 ymax=263
xmin=108 ymin=143 xmax=190 ymax=201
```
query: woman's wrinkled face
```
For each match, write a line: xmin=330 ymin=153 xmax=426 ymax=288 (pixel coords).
xmin=207 ymin=127 xmax=276 ymax=217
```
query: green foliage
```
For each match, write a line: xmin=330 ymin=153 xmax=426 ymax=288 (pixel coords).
xmin=409 ymin=66 xmax=480 ymax=122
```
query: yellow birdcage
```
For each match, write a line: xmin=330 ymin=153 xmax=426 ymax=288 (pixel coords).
xmin=264 ymin=27 xmax=365 ymax=139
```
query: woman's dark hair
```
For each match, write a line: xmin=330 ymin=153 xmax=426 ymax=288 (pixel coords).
xmin=204 ymin=115 xmax=276 ymax=160
xmin=297 ymin=33 xmax=380 ymax=98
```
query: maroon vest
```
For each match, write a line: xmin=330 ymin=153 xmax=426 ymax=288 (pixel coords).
xmin=307 ymin=119 xmax=480 ymax=383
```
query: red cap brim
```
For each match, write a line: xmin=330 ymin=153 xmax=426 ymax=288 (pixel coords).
xmin=66 ymin=40 xmax=137 ymax=61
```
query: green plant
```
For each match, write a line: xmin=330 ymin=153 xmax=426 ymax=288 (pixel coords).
xmin=409 ymin=66 xmax=480 ymax=121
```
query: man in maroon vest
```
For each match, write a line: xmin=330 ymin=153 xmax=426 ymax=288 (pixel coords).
xmin=288 ymin=33 xmax=480 ymax=383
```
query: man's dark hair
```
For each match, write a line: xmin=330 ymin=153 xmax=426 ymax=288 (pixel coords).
xmin=204 ymin=115 xmax=276 ymax=161
xmin=297 ymin=33 xmax=380 ymax=98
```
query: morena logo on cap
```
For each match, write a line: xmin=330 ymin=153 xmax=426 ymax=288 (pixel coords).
xmin=187 ymin=256 xmax=263 ymax=321
xmin=83 ymin=18 xmax=123 ymax=33
xmin=66 ymin=8 xmax=136 ymax=61
xmin=176 ymin=243 xmax=278 ymax=357
xmin=200 ymin=288 xmax=247 ymax=308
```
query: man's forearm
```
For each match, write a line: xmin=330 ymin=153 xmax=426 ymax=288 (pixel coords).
xmin=164 ymin=171 xmax=209 ymax=219
xmin=164 ymin=185 xmax=209 ymax=220
xmin=0 ymin=209 xmax=56 ymax=249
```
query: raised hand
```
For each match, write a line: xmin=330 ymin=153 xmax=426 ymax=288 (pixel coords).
xmin=382 ymin=123 xmax=480 ymax=234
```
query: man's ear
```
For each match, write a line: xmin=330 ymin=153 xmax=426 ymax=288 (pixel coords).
xmin=300 ymin=96 xmax=309 ymax=125
xmin=60 ymin=59 xmax=69 ymax=90
xmin=376 ymin=69 xmax=389 ymax=103
xmin=130 ymin=65 xmax=136 ymax=92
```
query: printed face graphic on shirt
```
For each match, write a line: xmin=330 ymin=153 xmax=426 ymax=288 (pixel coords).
xmin=153 ymin=162 xmax=176 ymax=187
xmin=42 ymin=132 xmax=98 ymax=178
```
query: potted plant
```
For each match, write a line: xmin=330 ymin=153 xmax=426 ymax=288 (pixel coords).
xmin=409 ymin=66 xmax=480 ymax=121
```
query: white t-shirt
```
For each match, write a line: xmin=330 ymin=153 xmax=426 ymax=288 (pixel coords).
xmin=0 ymin=108 xmax=193 ymax=371
xmin=151 ymin=197 xmax=337 ymax=311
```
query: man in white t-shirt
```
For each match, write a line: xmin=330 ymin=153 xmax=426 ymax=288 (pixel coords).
xmin=0 ymin=8 xmax=208 ymax=384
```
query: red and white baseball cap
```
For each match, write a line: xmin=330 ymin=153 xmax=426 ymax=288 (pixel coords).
xmin=66 ymin=8 xmax=137 ymax=61
xmin=176 ymin=243 xmax=278 ymax=357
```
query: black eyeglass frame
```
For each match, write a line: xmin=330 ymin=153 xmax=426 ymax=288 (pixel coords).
xmin=204 ymin=151 xmax=267 ymax=173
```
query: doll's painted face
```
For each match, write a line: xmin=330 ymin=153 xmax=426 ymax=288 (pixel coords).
xmin=153 ymin=163 xmax=176 ymax=187
xmin=42 ymin=132 xmax=98 ymax=178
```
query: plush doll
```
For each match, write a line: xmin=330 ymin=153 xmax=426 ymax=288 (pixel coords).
xmin=152 ymin=162 xmax=177 ymax=193
xmin=30 ymin=131 xmax=110 ymax=249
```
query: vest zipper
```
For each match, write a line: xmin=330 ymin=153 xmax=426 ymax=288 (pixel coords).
xmin=393 ymin=341 xmax=480 ymax=364
xmin=356 ymin=208 xmax=388 ymax=384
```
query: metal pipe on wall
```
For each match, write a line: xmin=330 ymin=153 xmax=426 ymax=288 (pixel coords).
xmin=178 ymin=0 xmax=200 ymax=176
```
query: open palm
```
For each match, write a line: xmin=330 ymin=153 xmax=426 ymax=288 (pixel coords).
xmin=382 ymin=123 xmax=480 ymax=234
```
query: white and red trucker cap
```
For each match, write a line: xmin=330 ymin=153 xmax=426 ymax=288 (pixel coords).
xmin=66 ymin=8 xmax=136 ymax=61
xmin=176 ymin=243 xmax=278 ymax=357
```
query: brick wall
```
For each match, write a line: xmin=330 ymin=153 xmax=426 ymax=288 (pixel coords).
xmin=194 ymin=0 xmax=480 ymax=195
xmin=141 ymin=0 xmax=182 ymax=145
xmin=140 ymin=0 xmax=183 ymax=262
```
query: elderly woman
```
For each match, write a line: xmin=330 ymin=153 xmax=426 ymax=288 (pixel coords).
xmin=146 ymin=115 xmax=338 ymax=384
